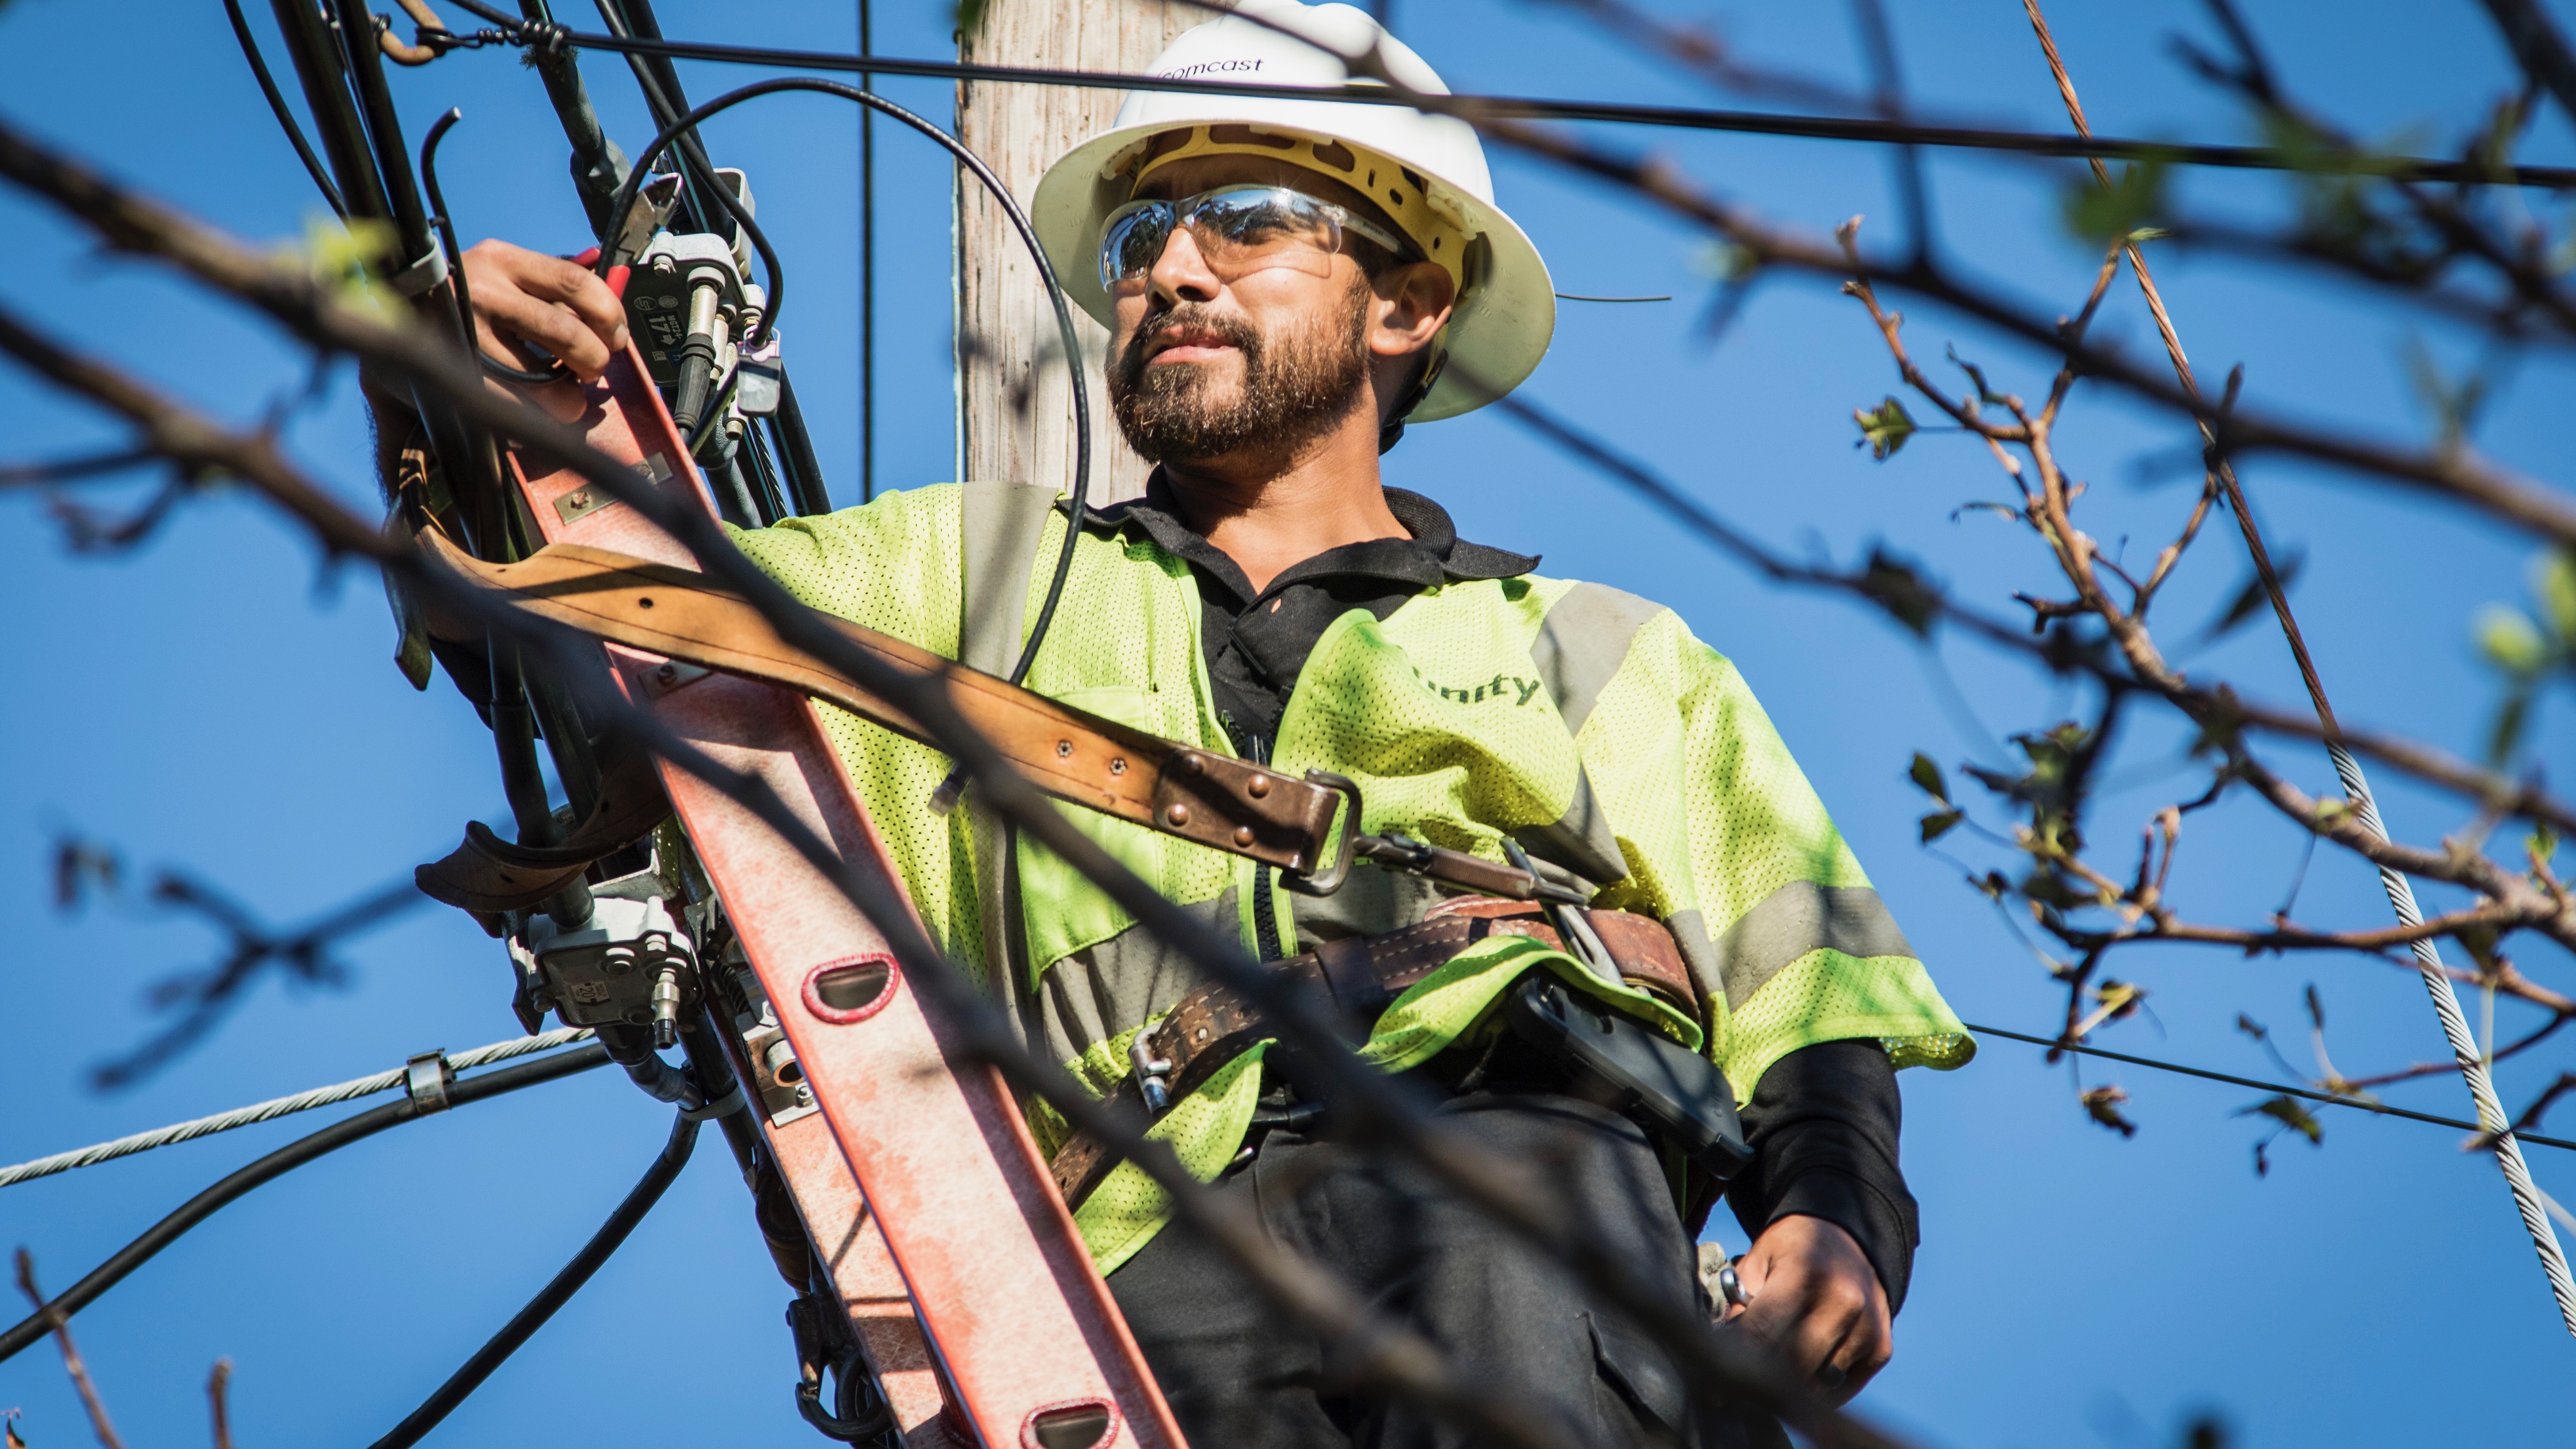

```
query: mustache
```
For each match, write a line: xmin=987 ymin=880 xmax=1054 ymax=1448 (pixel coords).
xmin=1115 ymin=303 xmax=1261 ymax=386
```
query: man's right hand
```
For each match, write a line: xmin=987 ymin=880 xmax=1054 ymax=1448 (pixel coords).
xmin=459 ymin=240 xmax=629 ymax=381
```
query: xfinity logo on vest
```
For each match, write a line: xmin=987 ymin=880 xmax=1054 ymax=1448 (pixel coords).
xmin=1423 ymin=673 xmax=1546 ymax=708
xmin=1158 ymin=58 xmax=1265 ymax=78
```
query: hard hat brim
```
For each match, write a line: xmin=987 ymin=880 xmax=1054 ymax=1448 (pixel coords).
xmin=1032 ymin=118 xmax=1554 ymax=424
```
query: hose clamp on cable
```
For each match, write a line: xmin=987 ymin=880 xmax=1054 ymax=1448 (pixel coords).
xmin=681 ymin=1083 xmax=747 ymax=1121
xmin=405 ymin=1051 xmax=455 ymax=1114
xmin=389 ymin=247 xmax=451 ymax=298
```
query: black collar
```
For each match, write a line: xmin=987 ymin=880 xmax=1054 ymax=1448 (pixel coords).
xmin=1089 ymin=472 xmax=1539 ymax=609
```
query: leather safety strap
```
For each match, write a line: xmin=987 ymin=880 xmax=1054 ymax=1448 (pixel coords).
xmin=413 ymin=528 xmax=1348 ymax=881
xmin=1046 ymin=904 xmax=1699 ymax=1210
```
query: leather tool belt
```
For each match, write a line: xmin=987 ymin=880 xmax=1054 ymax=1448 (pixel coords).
xmin=1046 ymin=899 xmax=1699 ymax=1212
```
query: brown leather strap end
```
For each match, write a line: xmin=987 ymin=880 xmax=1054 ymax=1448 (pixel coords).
xmin=416 ymin=825 xmax=596 ymax=914
xmin=415 ymin=748 xmax=672 ymax=914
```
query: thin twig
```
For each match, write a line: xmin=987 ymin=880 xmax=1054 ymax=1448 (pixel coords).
xmin=14 ymin=1249 xmax=125 ymax=1449
xmin=209 ymin=1358 xmax=235 ymax=1449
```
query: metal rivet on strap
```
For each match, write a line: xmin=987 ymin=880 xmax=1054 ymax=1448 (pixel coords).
xmin=1247 ymin=775 xmax=1270 ymax=798
xmin=1110 ymin=757 xmax=1127 ymax=775
xmin=1166 ymin=803 xmax=1191 ymax=826
xmin=1233 ymin=826 xmax=1255 ymax=847
xmin=1055 ymin=739 xmax=1073 ymax=757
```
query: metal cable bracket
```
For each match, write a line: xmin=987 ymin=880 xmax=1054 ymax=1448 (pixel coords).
xmin=404 ymin=1051 xmax=455 ymax=1114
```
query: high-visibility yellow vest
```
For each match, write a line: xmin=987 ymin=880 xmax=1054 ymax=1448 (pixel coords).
xmin=734 ymin=482 xmax=1970 ymax=1269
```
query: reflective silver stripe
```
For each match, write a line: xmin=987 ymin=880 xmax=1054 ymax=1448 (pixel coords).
xmin=1034 ymin=893 xmax=1238 ymax=1073
xmin=1701 ymin=883 xmax=1916 ymax=1010
xmin=1511 ymin=764 xmax=1629 ymax=887
xmin=1521 ymin=582 xmax=1665 ymax=887
xmin=1289 ymin=861 xmax=1446 ymax=947
xmin=959 ymin=481 xmax=1061 ymax=1008
xmin=1530 ymin=580 xmax=1666 ymax=738
xmin=958 ymin=478 xmax=1060 ymax=676
xmin=1665 ymin=910 xmax=1725 ymax=1011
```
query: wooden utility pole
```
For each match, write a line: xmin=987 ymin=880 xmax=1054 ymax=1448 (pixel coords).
xmin=958 ymin=3 xmax=1196 ymax=505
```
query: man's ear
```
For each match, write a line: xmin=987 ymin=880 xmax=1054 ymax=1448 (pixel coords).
xmin=1368 ymin=259 xmax=1456 ymax=359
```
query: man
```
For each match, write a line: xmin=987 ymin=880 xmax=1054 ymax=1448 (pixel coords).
xmin=457 ymin=4 xmax=1969 ymax=1443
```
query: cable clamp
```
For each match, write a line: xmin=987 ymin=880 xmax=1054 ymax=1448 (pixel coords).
xmin=681 ymin=1082 xmax=746 ymax=1121
xmin=405 ymin=1051 xmax=455 ymax=1114
xmin=388 ymin=246 xmax=450 ymax=298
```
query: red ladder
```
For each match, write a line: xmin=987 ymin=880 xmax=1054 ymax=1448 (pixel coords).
xmin=505 ymin=346 xmax=1183 ymax=1449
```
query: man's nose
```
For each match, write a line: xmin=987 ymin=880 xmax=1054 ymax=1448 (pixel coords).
xmin=1149 ymin=224 xmax=1222 ymax=305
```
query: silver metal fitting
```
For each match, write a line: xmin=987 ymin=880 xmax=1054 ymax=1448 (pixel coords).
xmin=404 ymin=1050 xmax=454 ymax=1114
xmin=735 ymin=329 xmax=782 ymax=416
xmin=650 ymin=962 xmax=684 ymax=1049
xmin=762 ymin=1037 xmax=802 ymax=1086
xmin=519 ymin=851 xmax=695 ymax=1032
xmin=1131 ymin=1033 xmax=1176 ymax=1114
xmin=627 ymin=231 xmax=748 ymax=383
xmin=726 ymin=963 xmax=817 ymax=1127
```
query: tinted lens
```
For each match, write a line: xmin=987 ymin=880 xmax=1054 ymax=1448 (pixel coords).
xmin=1099 ymin=201 xmax=1175 ymax=290
xmin=1099 ymin=187 xmax=1349 ymax=292
xmin=1188 ymin=188 xmax=1336 ymax=268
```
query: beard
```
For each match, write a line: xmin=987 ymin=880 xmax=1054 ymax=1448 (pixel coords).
xmin=1107 ymin=280 xmax=1372 ymax=465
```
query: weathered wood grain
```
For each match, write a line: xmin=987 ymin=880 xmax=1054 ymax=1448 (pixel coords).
xmin=958 ymin=1 xmax=1194 ymax=505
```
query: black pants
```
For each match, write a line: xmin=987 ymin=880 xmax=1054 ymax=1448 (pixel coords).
xmin=1108 ymin=1088 xmax=1755 ymax=1449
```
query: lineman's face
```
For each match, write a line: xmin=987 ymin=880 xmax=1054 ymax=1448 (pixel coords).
xmin=1105 ymin=156 xmax=1410 ymax=465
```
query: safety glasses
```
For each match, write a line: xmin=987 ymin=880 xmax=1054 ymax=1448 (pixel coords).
xmin=1098 ymin=184 xmax=1413 ymax=295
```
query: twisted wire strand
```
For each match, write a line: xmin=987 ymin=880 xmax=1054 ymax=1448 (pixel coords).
xmin=2333 ymin=748 xmax=2576 ymax=1334
xmin=0 ymin=1028 xmax=596 ymax=1191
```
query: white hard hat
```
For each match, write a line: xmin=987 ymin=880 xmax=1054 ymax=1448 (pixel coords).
xmin=1030 ymin=0 xmax=1554 ymax=423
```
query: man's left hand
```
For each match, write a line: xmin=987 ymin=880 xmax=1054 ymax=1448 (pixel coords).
xmin=1724 ymin=1213 xmax=1890 ymax=1405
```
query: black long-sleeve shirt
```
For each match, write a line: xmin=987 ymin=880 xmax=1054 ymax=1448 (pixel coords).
xmin=1098 ymin=476 xmax=1919 ymax=1311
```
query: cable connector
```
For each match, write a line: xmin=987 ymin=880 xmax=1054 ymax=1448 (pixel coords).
xmin=650 ymin=963 xmax=684 ymax=1049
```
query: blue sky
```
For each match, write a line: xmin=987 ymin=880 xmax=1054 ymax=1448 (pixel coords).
xmin=2 ymin=1 xmax=2572 ymax=1446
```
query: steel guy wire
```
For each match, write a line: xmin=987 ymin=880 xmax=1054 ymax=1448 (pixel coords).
xmin=2334 ymin=757 xmax=2576 ymax=1334
xmin=0 ymin=1028 xmax=596 ymax=1190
